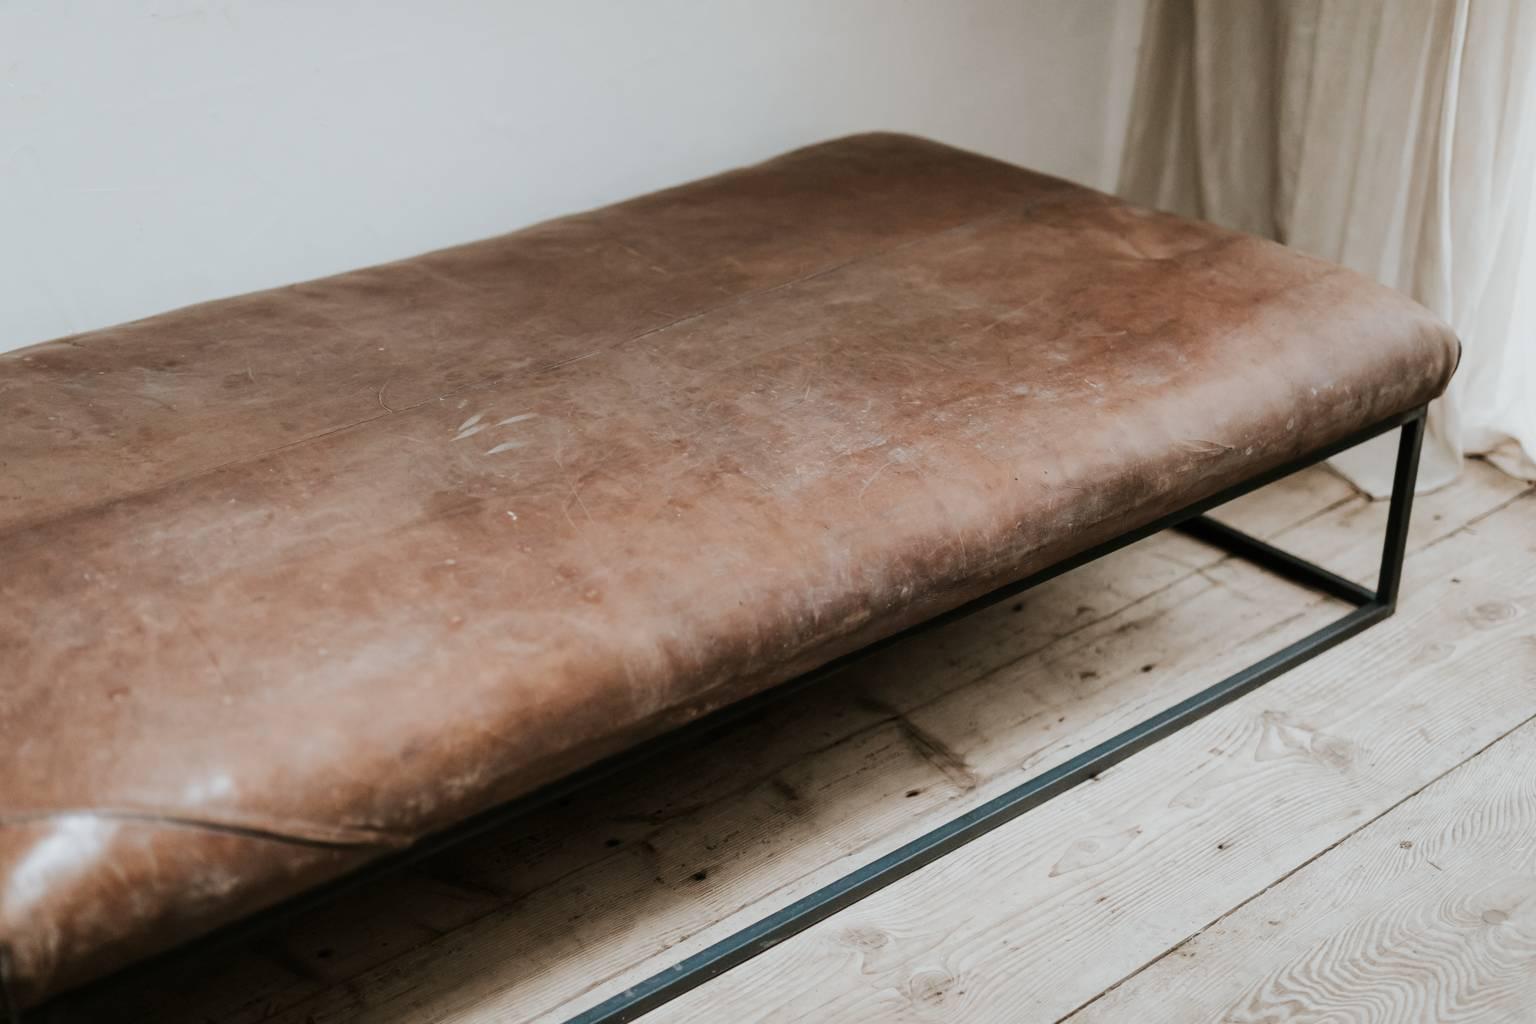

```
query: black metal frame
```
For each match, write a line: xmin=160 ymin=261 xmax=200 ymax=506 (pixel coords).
xmin=26 ymin=407 xmax=1426 ymax=1024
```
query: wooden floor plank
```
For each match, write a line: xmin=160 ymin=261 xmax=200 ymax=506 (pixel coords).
xmin=104 ymin=463 xmax=1526 ymax=1023
xmin=1063 ymin=715 xmax=1536 ymax=1024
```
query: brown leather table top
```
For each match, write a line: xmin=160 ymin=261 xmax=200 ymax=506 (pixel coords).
xmin=0 ymin=134 xmax=1458 ymax=1005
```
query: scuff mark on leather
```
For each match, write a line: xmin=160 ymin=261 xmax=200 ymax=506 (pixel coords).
xmin=1178 ymin=438 xmax=1236 ymax=455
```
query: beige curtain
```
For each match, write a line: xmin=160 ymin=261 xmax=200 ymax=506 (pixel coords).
xmin=1120 ymin=0 xmax=1536 ymax=495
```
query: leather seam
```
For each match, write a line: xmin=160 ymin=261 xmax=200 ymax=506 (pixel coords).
xmin=0 ymin=809 xmax=409 ymax=851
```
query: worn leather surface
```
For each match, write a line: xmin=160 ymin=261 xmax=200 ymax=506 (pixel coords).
xmin=0 ymin=133 xmax=1459 ymax=1006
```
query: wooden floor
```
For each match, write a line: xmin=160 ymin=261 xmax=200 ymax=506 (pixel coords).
xmin=99 ymin=461 xmax=1536 ymax=1024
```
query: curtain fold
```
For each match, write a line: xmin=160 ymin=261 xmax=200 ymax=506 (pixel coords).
xmin=1120 ymin=0 xmax=1536 ymax=495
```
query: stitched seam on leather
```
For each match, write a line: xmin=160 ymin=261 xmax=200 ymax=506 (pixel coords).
xmin=0 ymin=810 xmax=409 ymax=851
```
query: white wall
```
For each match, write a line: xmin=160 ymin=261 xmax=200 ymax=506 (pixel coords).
xmin=0 ymin=0 xmax=1143 ymax=352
